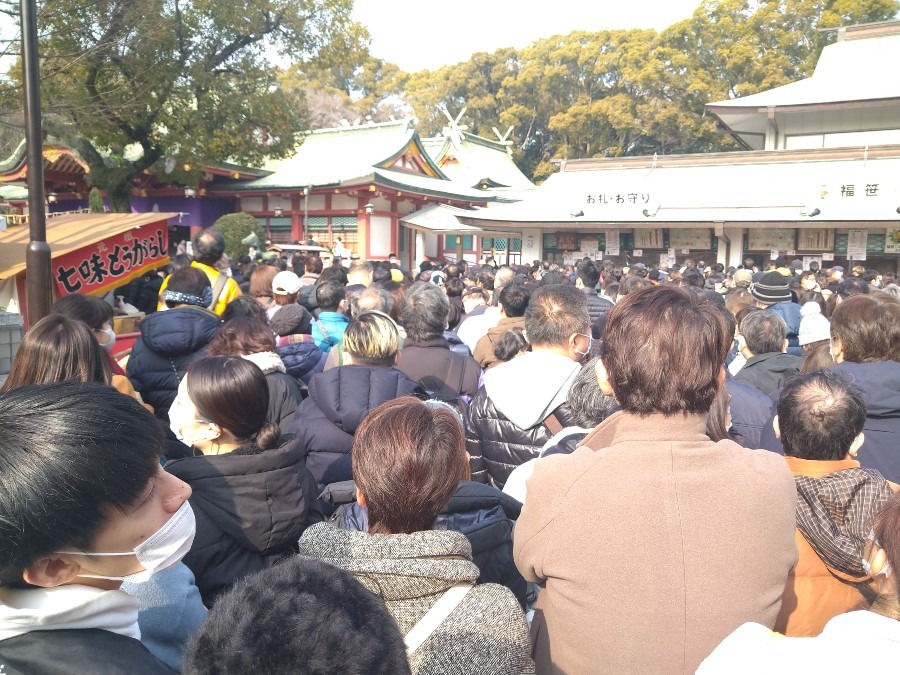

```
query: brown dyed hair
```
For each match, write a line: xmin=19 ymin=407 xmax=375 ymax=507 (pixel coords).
xmin=2 ymin=314 xmax=112 ymax=390
xmin=249 ymin=265 xmax=278 ymax=301
xmin=207 ymin=317 xmax=276 ymax=357
xmin=831 ymin=294 xmax=900 ymax=363
xmin=352 ymin=397 xmax=467 ymax=534
xmin=801 ymin=342 xmax=833 ymax=373
xmin=600 ymin=285 xmax=735 ymax=415
xmin=185 ymin=356 xmax=279 ymax=450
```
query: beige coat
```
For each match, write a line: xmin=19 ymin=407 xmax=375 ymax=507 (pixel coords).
xmin=514 ymin=411 xmax=798 ymax=674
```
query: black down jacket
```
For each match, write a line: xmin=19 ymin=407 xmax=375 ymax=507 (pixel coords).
xmin=164 ymin=434 xmax=318 ymax=606
xmin=325 ymin=480 xmax=527 ymax=606
xmin=290 ymin=364 xmax=423 ymax=489
xmin=126 ymin=306 xmax=220 ymax=420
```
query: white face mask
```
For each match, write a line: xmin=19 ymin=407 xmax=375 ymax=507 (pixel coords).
xmin=168 ymin=396 xmax=216 ymax=447
xmin=61 ymin=501 xmax=196 ymax=584
xmin=99 ymin=327 xmax=116 ymax=352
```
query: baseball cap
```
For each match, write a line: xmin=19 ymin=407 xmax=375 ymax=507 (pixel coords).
xmin=272 ymin=271 xmax=302 ymax=295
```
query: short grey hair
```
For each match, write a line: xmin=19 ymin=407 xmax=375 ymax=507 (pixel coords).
xmin=569 ymin=357 xmax=616 ymax=428
xmin=401 ymin=282 xmax=450 ymax=341
xmin=742 ymin=310 xmax=787 ymax=355
xmin=351 ymin=287 xmax=392 ymax=317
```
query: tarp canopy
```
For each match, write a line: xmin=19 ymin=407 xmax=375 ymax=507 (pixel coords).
xmin=400 ymin=204 xmax=510 ymax=237
xmin=0 ymin=211 xmax=177 ymax=283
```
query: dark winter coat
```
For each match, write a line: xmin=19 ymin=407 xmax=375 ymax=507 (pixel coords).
xmin=582 ymin=287 xmax=614 ymax=329
xmin=0 ymin=630 xmax=174 ymax=674
xmin=265 ymin=370 xmax=305 ymax=434
xmin=127 ymin=306 xmax=220 ymax=420
xmin=725 ymin=376 xmax=775 ymax=449
xmin=397 ymin=337 xmax=482 ymax=399
xmin=734 ymin=352 xmax=804 ymax=395
xmin=326 ymin=480 xmax=527 ymax=605
xmin=465 ymin=351 xmax=581 ymax=489
xmin=165 ymin=435 xmax=318 ymax=606
xmin=276 ymin=334 xmax=327 ymax=385
xmin=290 ymin=365 xmax=423 ymax=489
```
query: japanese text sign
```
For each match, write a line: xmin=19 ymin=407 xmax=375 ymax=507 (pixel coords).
xmin=54 ymin=227 xmax=169 ymax=296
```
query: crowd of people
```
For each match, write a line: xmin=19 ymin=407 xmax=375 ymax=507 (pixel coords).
xmin=1 ymin=227 xmax=899 ymax=674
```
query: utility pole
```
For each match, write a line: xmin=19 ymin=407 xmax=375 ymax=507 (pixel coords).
xmin=21 ymin=0 xmax=52 ymax=323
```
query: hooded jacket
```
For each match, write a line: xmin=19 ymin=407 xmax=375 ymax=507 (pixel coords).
xmin=464 ymin=351 xmax=581 ymax=488
xmin=164 ymin=435 xmax=318 ymax=606
xmin=240 ymin=351 xmax=304 ymax=435
xmin=0 ymin=586 xmax=172 ymax=674
xmin=775 ymin=457 xmax=894 ymax=637
xmin=733 ymin=352 xmax=804 ymax=395
xmin=290 ymin=365 xmax=423 ymax=489
xmin=298 ymin=524 xmax=534 ymax=675
xmin=326 ymin=480 xmax=527 ymax=605
xmin=276 ymin=333 xmax=327 ymax=385
xmin=310 ymin=311 xmax=349 ymax=352
xmin=127 ymin=306 xmax=220 ymax=420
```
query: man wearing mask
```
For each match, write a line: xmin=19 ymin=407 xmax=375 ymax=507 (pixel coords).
xmin=0 ymin=382 xmax=196 ymax=673
xmin=465 ymin=285 xmax=590 ymax=488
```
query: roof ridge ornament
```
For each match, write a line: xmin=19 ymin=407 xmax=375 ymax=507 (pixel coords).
xmin=440 ymin=105 xmax=468 ymax=145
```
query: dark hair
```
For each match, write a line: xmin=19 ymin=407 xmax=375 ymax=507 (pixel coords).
xmin=445 ymin=277 xmax=465 ymax=299
xmin=304 ymin=255 xmax=324 ymax=275
xmin=192 ymin=228 xmax=226 ymax=266
xmin=319 ymin=265 xmax=348 ymax=286
xmin=620 ymin=275 xmax=652 ymax=296
xmin=165 ymin=266 xmax=211 ymax=308
xmin=831 ymin=294 xmax=900 ymax=363
xmin=50 ymin=294 xmax=113 ymax=330
xmin=568 ymin=357 xmax=615 ymax=428
xmin=184 ymin=556 xmax=411 ymax=675
xmin=315 ymin=281 xmax=345 ymax=312
xmin=2 ymin=314 xmax=112 ymax=390
xmin=462 ymin=286 xmax=488 ymax=304
xmin=476 ymin=267 xmax=495 ymax=292
xmin=0 ymin=382 xmax=162 ymax=585
xmin=400 ymin=282 xmax=449 ymax=341
xmin=170 ymin=253 xmax=193 ymax=272
xmin=185 ymin=356 xmax=278 ymax=449
xmin=493 ymin=328 xmax=529 ymax=363
xmin=681 ymin=270 xmax=704 ymax=289
xmin=777 ymin=371 xmax=866 ymax=460
xmin=208 ymin=317 xmax=276 ymax=357
xmin=741 ymin=311 xmax=787 ymax=355
xmin=498 ymin=283 xmax=530 ymax=318
xmin=576 ymin=260 xmax=600 ymax=288
xmin=222 ymin=295 xmax=268 ymax=323
xmin=353 ymin=397 xmax=466 ymax=534
xmin=524 ymin=285 xmax=589 ymax=348
xmin=600 ymin=286 xmax=734 ymax=415
xmin=800 ymin=291 xmax=827 ymax=315
xmin=706 ymin=385 xmax=732 ymax=442
xmin=840 ymin=276 xmax=870 ymax=297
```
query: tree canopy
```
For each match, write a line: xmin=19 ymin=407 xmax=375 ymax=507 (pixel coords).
xmin=0 ymin=0 xmax=368 ymax=210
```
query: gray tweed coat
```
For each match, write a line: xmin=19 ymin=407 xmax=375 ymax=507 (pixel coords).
xmin=298 ymin=523 xmax=534 ymax=675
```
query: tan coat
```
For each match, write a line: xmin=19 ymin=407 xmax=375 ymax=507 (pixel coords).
xmin=514 ymin=411 xmax=798 ymax=674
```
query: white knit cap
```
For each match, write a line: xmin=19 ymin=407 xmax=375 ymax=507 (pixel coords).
xmin=798 ymin=302 xmax=831 ymax=346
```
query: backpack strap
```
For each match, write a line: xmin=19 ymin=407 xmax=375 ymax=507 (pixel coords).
xmin=543 ymin=411 xmax=564 ymax=436
xmin=208 ymin=271 xmax=228 ymax=311
xmin=315 ymin=318 xmax=332 ymax=344
xmin=405 ymin=582 xmax=473 ymax=655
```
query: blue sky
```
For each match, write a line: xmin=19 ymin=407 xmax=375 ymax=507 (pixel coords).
xmin=351 ymin=0 xmax=704 ymax=72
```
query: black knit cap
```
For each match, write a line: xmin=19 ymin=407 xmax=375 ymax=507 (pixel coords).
xmin=751 ymin=271 xmax=792 ymax=304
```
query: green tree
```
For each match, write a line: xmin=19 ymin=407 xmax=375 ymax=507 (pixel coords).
xmin=212 ymin=212 xmax=265 ymax=261
xmin=0 ymin=0 xmax=368 ymax=211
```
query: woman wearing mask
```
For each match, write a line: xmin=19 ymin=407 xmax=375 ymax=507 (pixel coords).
xmin=1 ymin=314 xmax=146 ymax=409
xmin=0 ymin=382 xmax=196 ymax=674
xmin=699 ymin=490 xmax=900 ymax=671
xmin=164 ymin=356 xmax=319 ymax=606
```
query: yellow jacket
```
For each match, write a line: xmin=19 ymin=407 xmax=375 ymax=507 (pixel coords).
xmin=157 ymin=260 xmax=241 ymax=316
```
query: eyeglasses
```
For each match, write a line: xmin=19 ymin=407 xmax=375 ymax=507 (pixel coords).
xmin=862 ymin=530 xmax=893 ymax=579
xmin=575 ymin=332 xmax=594 ymax=357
